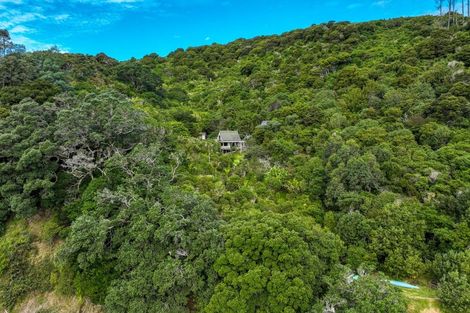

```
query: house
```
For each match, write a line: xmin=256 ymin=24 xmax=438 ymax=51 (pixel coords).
xmin=217 ymin=131 xmax=246 ymax=153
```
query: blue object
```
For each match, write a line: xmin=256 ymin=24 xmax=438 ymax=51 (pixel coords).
xmin=350 ymin=275 xmax=419 ymax=289
xmin=389 ymin=280 xmax=419 ymax=289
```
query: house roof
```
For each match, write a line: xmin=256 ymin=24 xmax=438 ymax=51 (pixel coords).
xmin=218 ymin=131 xmax=242 ymax=142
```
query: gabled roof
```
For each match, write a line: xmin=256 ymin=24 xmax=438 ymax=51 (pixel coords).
xmin=218 ymin=130 xmax=242 ymax=142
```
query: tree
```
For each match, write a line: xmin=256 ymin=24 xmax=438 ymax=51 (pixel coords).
xmin=342 ymin=153 xmax=384 ymax=193
xmin=299 ymin=157 xmax=326 ymax=199
xmin=105 ymin=190 xmax=223 ymax=313
xmin=0 ymin=30 xmax=12 ymax=58
xmin=455 ymin=44 xmax=470 ymax=66
xmin=335 ymin=212 xmax=371 ymax=246
xmin=0 ymin=54 xmax=35 ymax=88
xmin=205 ymin=211 xmax=343 ymax=313
xmin=432 ymin=250 xmax=470 ymax=281
xmin=439 ymin=272 xmax=470 ymax=313
xmin=418 ymin=122 xmax=452 ymax=149
xmin=0 ymin=98 xmax=59 ymax=227
xmin=433 ymin=250 xmax=470 ymax=313
xmin=370 ymin=201 xmax=426 ymax=278
xmin=0 ymin=30 xmax=25 ymax=57
xmin=426 ymin=93 xmax=470 ymax=126
xmin=322 ymin=270 xmax=407 ymax=313
xmin=436 ymin=0 xmax=444 ymax=16
xmin=0 ymin=91 xmax=152 ymax=229
xmin=447 ymin=0 xmax=454 ymax=27
xmin=59 ymin=144 xmax=223 ymax=312
xmin=264 ymin=166 xmax=289 ymax=191
xmin=116 ymin=60 xmax=162 ymax=94
xmin=54 ymin=91 xmax=149 ymax=185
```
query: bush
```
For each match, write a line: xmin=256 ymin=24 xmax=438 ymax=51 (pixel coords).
xmin=455 ymin=44 xmax=470 ymax=66
xmin=419 ymin=122 xmax=452 ymax=149
xmin=439 ymin=272 xmax=470 ymax=313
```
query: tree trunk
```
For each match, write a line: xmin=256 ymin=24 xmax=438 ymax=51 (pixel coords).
xmin=453 ymin=0 xmax=457 ymax=25
xmin=447 ymin=0 xmax=452 ymax=28
xmin=453 ymin=0 xmax=456 ymax=25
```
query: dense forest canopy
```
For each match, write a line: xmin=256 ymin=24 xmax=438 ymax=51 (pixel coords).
xmin=0 ymin=13 xmax=469 ymax=313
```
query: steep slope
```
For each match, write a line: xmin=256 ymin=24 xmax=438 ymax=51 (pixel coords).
xmin=0 ymin=15 xmax=469 ymax=313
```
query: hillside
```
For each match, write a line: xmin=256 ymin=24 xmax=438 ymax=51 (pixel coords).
xmin=0 ymin=15 xmax=469 ymax=313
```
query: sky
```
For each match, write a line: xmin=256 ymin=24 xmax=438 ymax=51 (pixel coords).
xmin=0 ymin=0 xmax=437 ymax=60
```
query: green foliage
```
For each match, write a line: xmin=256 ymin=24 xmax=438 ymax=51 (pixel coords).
xmin=0 ymin=99 xmax=59 ymax=224
xmin=370 ymin=200 xmax=426 ymax=278
xmin=116 ymin=59 xmax=163 ymax=95
xmin=54 ymin=91 xmax=150 ymax=182
xmin=456 ymin=44 xmax=470 ymax=66
xmin=335 ymin=212 xmax=371 ymax=247
xmin=0 ymin=90 xmax=151 ymax=229
xmin=58 ymin=144 xmax=223 ymax=312
xmin=418 ymin=122 xmax=452 ymax=149
xmin=264 ymin=166 xmax=289 ymax=191
xmin=299 ymin=157 xmax=326 ymax=199
xmin=342 ymin=153 xmax=384 ymax=193
xmin=322 ymin=271 xmax=407 ymax=313
xmin=433 ymin=250 xmax=470 ymax=313
xmin=206 ymin=211 xmax=342 ymax=313
xmin=1 ymin=15 xmax=470 ymax=313
xmin=41 ymin=214 xmax=64 ymax=243
xmin=438 ymin=272 xmax=470 ymax=313
xmin=432 ymin=250 xmax=470 ymax=281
